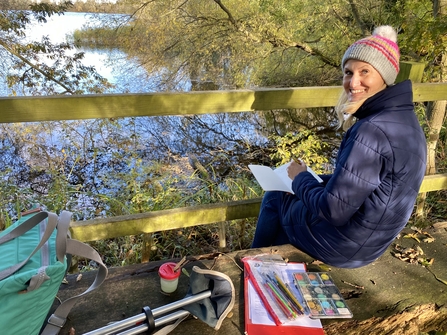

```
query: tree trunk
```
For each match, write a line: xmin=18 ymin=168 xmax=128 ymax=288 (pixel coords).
xmin=416 ymin=0 xmax=447 ymax=221
xmin=426 ymin=0 xmax=447 ymax=175
xmin=426 ymin=100 xmax=447 ymax=175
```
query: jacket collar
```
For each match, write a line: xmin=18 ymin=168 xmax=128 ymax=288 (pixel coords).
xmin=353 ymin=80 xmax=413 ymax=120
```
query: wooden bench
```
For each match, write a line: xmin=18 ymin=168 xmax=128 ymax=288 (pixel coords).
xmin=54 ymin=223 xmax=447 ymax=335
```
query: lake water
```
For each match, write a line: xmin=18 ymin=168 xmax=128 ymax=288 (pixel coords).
xmin=0 ymin=11 xmax=268 ymax=166
xmin=0 ymin=11 xmax=173 ymax=95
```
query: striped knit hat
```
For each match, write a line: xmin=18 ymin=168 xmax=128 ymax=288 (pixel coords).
xmin=341 ymin=26 xmax=400 ymax=85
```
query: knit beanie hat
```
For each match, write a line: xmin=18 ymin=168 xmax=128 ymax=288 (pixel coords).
xmin=341 ymin=26 xmax=400 ymax=85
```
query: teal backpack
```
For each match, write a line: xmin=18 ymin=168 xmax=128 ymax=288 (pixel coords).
xmin=0 ymin=209 xmax=108 ymax=335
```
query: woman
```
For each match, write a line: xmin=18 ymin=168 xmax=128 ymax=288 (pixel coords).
xmin=251 ymin=26 xmax=427 ymax=268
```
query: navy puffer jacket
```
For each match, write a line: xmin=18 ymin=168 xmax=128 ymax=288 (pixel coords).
xmin=283 ymin=80 xmax=427 ymax=268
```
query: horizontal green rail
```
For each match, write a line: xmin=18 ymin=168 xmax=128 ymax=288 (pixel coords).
xmin=418 ymin=173 xmax=447 ymax=193
xmin=70 ymin=198 xmax=262 ymax=242
xmin=70 ymin=173 xmax=447 ymax=242
xmin=0 ymin=83 xmax=446 ymax=124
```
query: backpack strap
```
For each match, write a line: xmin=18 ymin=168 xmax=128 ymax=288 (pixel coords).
xmin=41 ymin=211 xmax=108 ymax=335
xmin=0 ymin=211 xmax=58 ymax=281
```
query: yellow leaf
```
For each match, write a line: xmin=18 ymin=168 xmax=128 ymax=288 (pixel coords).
xmin=403 ymin=233 xmax=420 ymax=243
xmin=423 ymin=237 xmax=435 ymax=243
xmin=410 ymin=226 xmax=422 ymax=234
xmin=416 ymin=245 xmax=424 ymax=255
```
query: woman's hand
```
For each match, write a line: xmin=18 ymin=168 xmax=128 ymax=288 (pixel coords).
xmin=287 ymin=160 xmax=307 ymax=180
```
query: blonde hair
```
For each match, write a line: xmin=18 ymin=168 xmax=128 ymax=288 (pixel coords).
xmin=335 ymin=91 xmax=367 ymax=131
xmin=335 ymin=82 xmax=387 ymax=131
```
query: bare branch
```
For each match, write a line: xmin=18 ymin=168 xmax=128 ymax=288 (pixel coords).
xmin=348 ymin=0 xmax=368 ymax=36
xmin=213 ymin=0 xmax=237 ymax=26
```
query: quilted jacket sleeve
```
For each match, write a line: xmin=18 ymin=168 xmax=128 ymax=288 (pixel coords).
xmin=292 ymin=121 xmax=392 ymax=226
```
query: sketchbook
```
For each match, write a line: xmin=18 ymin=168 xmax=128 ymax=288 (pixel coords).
xmin=248 ymin=161 xmax=323 ymax=194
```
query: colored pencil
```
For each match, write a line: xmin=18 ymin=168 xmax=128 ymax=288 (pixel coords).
xmin=273 ymin=272 xmax=305 ymax=314
xmin=265 ymin=275 xmax=298 ymax=318
xmin=263 ymin=282 xmax=295 ymax=319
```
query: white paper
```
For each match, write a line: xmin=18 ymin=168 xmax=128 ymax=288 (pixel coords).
xmin=248 ymin=279 xmax=276 ymax=325
xmin=248 ymin=161 xmax=323 ymax=195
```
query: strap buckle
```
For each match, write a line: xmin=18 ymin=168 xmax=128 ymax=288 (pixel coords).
xmin=47 ymin=314 xmax=66 ymax=328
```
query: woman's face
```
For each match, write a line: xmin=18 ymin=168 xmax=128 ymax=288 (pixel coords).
xmin=343 ymin=59 xmax=386 ymax=102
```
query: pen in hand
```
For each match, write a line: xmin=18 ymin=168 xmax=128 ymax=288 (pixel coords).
xmin=287 ymin=159 xmax=307 ymax=180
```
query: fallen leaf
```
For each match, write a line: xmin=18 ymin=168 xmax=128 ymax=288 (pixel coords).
xmin=392 ymin=243 xmax=426 ymax=265
xmin=311 ymin=259 xmax=325 ymax=265
xmin=182 ymin=268 xmax=190 ymax=277
xmin=310 ymin=260 xmax=332 ymax=271
xmin=410 ymin=226 xmax=423 ymax=234
xmin=76 ymin=274 xmax=82 ymax=282
xmin=418 ymin=258 xmax=434 ymax=267
xmin=403 ymin=233 xmax=420 ymax=243
xmin=416 ymin=245 xmax=424 ymax=255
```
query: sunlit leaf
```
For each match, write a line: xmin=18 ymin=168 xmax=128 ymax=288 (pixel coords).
xmin=422 ymin=232 xmax=435 ymax=243
xmin=403 ymin=233 xmax=421 ymax=243
xmin=410 ymin=226 xmax=422 ymax=234
xmin=416 ymin=245 xmax=424 ymax=255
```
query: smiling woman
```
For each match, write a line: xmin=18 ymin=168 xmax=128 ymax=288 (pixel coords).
xmin=251 ymin=25 xmax=428 ymax=269
xmin=337 ymin=25 xmax=401 ymax=127
xmin=342 ymin=61 xmax=386 ymax=103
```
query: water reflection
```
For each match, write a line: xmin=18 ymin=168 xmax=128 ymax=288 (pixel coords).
xmin=0 ymin=11 xmax=277 ymax=202
xmin=0 ymin=11 xmax=162 ymax=95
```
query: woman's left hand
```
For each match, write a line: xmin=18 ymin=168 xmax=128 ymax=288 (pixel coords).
xmin=287 ymin=160 xmax=307 ymax=180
